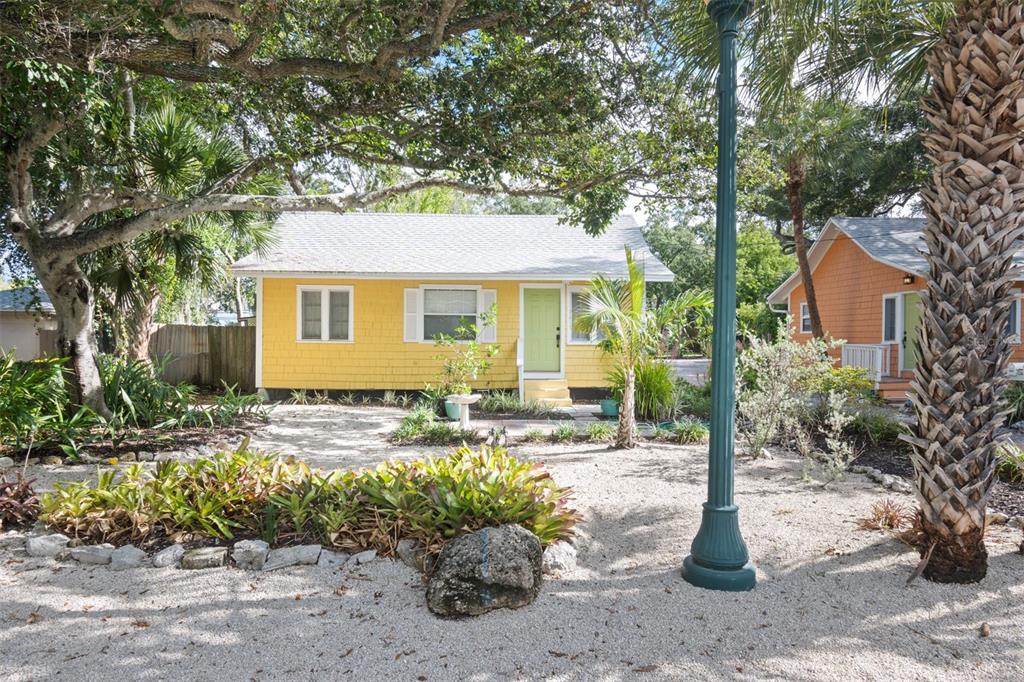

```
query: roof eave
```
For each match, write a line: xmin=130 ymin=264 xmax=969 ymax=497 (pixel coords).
xmin=231 ymin=268 xmax=676 ymax=282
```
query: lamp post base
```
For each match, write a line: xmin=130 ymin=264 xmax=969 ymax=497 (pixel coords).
xmin=681 ymin=555 xmax=756 ymax=592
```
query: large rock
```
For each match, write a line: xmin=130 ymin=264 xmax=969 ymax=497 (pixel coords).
xmin=232 ymin=539 xmax=270 ymax=570
xmin=426 ymin=524 xmax=543 ymax=617
xmin=542 ymin=541 xmax=578 ymax=575
xmin=152 ymin=544 xmax=185 ymax=568
xmin=25 ymin=533 xmax=70 ymax=558
xmin=71 ymin=543 xmax=115 ymax=565
xmin=0 ymin=456 xmax=15 ymax=469
xmin=317 ymin=549 xmax=349 ymax=568
xmin=110 ymin=545 xmax=148 ymax=570
xmin=262 ymin=544 xmax=321 ymax=571
xmin=181 ymin=547 xmax=229 ymax=570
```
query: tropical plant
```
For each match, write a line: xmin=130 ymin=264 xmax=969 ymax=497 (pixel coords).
xmin=608 ymin=358 xmax=676 ymax=421
xmin=585 ymin=421 xmax=615 ymax=442
xmin=847 ymin=408 xmax=910 ymax=447
xmin=668 ymin=0 xmax=1024 ymax=587
xmin=0 ymin=353 xmax=67 ymax=450
xmin=857 ymin=498 xmax=918 ymax=533
xmin=672 ymin=381 xmax=713 ymax=420
xmin=477 ymin=390 xmax=554 ymax=418
xmin=391 ymin=402 xmax=477 ymax=445
xmin=40 ymin=444 xmax=580 ymax=557
xmin=666 ymin=418 xmax=711 ymax=445
xmin=550 ymin=422 xmax=579 ymax=443
xmin=576 ymin=247 xmax=651 ymax=447
xmin=1003 ymin=381 xmax=1024 ymax=424
xmin=995 ymin=444 xmax=1024 ymax=484
xmin=0 ymin=474 xmax=39 ymax=529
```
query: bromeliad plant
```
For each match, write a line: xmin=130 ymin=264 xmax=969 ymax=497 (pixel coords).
xmin=40 ymin=443 xmax=579 ymax=558
xmin=0 ymin=474 xmax=40 ymax=529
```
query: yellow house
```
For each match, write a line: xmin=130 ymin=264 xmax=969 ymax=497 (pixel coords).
xmin=232 ymin=213 xmax=672 ymax=405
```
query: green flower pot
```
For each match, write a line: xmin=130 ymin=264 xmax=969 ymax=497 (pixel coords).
xmin=444 ymin=400 xmax=462 ymax=421
xmin=600 ymin=399 xmax=619 ymax=417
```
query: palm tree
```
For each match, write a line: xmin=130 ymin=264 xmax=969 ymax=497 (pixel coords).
xmin=577 ymin=248 xmax=649 ymax=448
xmin=754 ymin=94 xmax=856 ymax=339
xmin=668 ymin=0 xmax=1023 ymax=582
xmin=84 ymin=102 xmax=276 ymax=362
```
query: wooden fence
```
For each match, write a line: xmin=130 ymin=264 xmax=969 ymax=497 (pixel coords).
xmin=149 ymin=324 xmax=255 ymax=392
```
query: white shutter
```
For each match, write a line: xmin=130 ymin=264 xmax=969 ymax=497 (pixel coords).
xmin=478 ymin=289 xmax=497 ymax=342
xmin=404 ymin=288 xmax=420 ymax=342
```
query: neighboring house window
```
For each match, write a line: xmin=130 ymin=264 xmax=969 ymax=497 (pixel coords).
xmin=404 ymin=287 xmax=497 ymax=342
xmin=799 ymin=303 xmax=811 ymax=333
xmin=568 ymin=287 xmax=606 ymax=343
xmin=1008 ymin=293 xmax=1021 ymax=340
xmin=882 ymin=295 xmax=898 ymax=343
xmin=297 ymin=286 xmax=353 ymax=342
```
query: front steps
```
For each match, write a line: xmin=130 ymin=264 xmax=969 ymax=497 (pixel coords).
xmin=523 ymin=378 xmax=572 ymax=408
xmin=878 ymin=377 xmax=912 ymax=404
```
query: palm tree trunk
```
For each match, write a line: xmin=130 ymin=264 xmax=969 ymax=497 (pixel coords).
xmin=124 ymin=284 xmax=160 ymax=364
xmin=616 ymin=365 xmax=637 ymax=448
xmin=904 ymin=0 xmax=1024 ymax=583
xmin=785 ymin=161 xmax=823 ymax=338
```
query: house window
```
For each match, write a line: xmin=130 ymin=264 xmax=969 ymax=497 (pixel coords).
xmin=404 ymin=287 xmax=497 ymax=343
xmin=882 ymin=296 xmax=898 ymax=343
xmin=568 ymin=287 xmax=606 ymax=343
xmin=1007 ymin=294 xmax=1021 ymax=339
xmin=297 ymin=286 xmax=353 ymax=342
xmin=423 ymin=288 xmax=478 ymax=339
xmin=799 ymin=303 xmax=811 ymax=333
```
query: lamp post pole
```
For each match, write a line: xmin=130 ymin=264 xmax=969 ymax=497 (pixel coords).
xmin=681 ymin=0 xmax=756 ymax=592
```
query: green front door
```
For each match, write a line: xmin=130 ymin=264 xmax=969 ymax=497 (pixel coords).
xmin=902 ymin=292 xmax=922 ymax=371
xmin=523 ymin=288 xmax=561 ymax=372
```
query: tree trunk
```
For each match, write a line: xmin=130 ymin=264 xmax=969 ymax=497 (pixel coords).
xmin=904 ymin=0 xmax=1024 ymax=584
xmin=785 ymin=161 xmax=823 ymax=338
xmin=124 ymin=284 xmax=160 ymax=364
xmin=234 ymin=277 xmax=245 ymax=323
xmin=38 ymin=260 xmax=112 ymax=418
xmin=616 ymin=365 xmax=637 ymax=448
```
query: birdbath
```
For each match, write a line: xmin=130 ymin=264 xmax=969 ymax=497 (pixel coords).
xmin=446 ymin=393 xmax=482 ymax=429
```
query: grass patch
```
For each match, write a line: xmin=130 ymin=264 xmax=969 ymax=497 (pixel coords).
xmin=40 ymin=443 xmax=579 ymax=557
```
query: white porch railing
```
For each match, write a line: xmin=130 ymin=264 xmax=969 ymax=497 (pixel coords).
xmin=841 ymin=344 xmax=891 ymax=384
xmin=515 ymin=339 xmax=524 ymax=399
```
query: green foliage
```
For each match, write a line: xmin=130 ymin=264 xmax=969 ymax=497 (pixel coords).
xmin=584 ymin=421 xmax=615 ymax=442
xmin=607 ymin=359 xmax=676 ymax=421
xmin=391 ymin=402 xmax=477 ymax=445
xmin=995 ymin=444 xmax=1024 ymax=484
xmin=1003 ymin=381 xmax=1024 ymax=424
xmin=0 ymin=474 xmax=39 ymax=529
xmin=672 ymin=381 xmax=713 ymax=421
xmin=550 ymin=422 xmax=579 ymax=442
xmin=737 ymin=302 xmax=783 ymax=342
xmin=809 ymin=366 xmax=876 ymax=403
xmin=735 ymin=225 xmax=797 ymax=305
xmin=40 ymin=445 xmax=580 ymax=555
xmin=521 ymin=428 xmax=548 ymax=443
xmin=0 ymin=354 xmax=67 ymax=448
xmin=846 ymin=409 xmax=909 ymax=446
xmin=427 ymin=307 xmax=499 ymax=396
xmin=663 ymin=418 xmax=710 ymax=445
xmin=477 ymin=390 xmax=554 ymax=418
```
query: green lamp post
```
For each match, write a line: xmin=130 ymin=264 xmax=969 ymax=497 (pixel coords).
xmin=681 ymin=0 xmax=756 ymax=592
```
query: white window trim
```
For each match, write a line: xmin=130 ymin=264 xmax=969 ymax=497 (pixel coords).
xmin=881 ymin=293 xmax=901 ymax=343
xmin=1009 ymin=292 xmax=1021 ymax=343
xmin=567 ymin=285 xmax=602 ymax=345
xmin=295 ymin=285 xmax=354 ymax=343
xmin=799 ymin=302 xmax=811 ymax=334
xmin=415 ymin=284 xmax=482 ymax=344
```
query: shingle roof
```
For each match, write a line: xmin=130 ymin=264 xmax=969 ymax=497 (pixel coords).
xmin=0 ymin=287 xmax=53 ymax=314
xmin=830 ymin=217 xmax=928 ymax=272
xmin=231 ymin=213 xmax=674 ymax=281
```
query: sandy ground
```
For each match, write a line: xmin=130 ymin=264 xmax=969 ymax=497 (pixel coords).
xmin=2 ymin=405 xmax=1022 ymax=681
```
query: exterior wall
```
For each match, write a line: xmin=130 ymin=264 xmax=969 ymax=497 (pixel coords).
xmin=786 ymin=232 xmax=1024 ymax=374
xmin=0 ymin=312 xmax=56 ymax=361
xmin=259 ymin=277 xmax=611 ymax=390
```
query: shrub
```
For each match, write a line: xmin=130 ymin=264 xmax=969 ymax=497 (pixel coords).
xmin=585 ymin=421 xmax=614 ymax=441
xmin=608 ymin=358 xmax=676 ymax=420
xmin=391 ymin=402 xmax=476 ymax=445
xmin=737 ymin=302 xmax=781 ymax=342
xmin=477 ymin=390 xmax=554 ymax=418
xmin=40 ymin=444 xmax=579 ymax=556
xmin=0 ymin=474 xmax=39 ymax=529
xmin=672 ymin=381 xmax=712 ymax=420
xmin=667 ymin=418 xmax=710 ymax=444
xmin=847 ymin=408 xmax=908 ymax=446
xmin=550 ymin=422 xmax=578 ymax=442
xmin=521 ymin=428 xmax=547 ymax=443
xmin=996 ymin=443 xmax=1024 ymax=484
xmin=857 ymin=498 xmax=917 ymax=532
xmin=808 ymin=366 xmax=876 ymax=403
xmin=1004 ymin=381 xmax=1024 ymax=424
xmin=0 ymin=353 xmax=67 ymax=448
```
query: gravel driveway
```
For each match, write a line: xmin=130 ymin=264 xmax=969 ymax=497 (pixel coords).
xmin=1 ymin=405 xmax=1022 ymax=681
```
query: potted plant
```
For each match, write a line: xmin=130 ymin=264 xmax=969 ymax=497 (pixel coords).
xmin=425 ymin=307 xmax=498 ymax=423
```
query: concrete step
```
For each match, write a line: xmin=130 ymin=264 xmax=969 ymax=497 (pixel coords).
xmin=524 ymin=379 xmax=571 ymax=406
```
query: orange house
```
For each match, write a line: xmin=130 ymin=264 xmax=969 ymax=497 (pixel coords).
xmin=766 ymin=217 xmax=1023 ymax=401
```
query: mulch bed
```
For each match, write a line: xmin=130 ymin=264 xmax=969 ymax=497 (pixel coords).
xmin=855 ymin=439 xmax=1024 ymax=519
xmin=0 ymin=418 xmax=265 ymax=463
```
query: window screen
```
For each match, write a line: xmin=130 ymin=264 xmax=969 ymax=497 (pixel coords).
xmin=423 ymin=289 xmax=477 ymax=339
